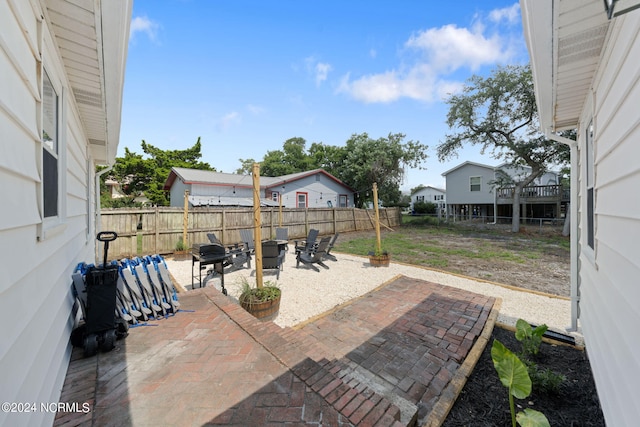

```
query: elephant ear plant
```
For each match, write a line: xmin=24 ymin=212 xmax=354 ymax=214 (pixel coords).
xmin=515 ymin=319 xmax=548 ymax=358
xmin=491 ymin=339 xmax=550 ymax=427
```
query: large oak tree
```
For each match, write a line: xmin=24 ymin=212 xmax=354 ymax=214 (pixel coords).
xmin=437 ymin=65 xmax=569 ymax=232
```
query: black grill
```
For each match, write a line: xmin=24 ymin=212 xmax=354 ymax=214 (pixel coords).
xmin=192 ymin=243 xmax=227 ymax=261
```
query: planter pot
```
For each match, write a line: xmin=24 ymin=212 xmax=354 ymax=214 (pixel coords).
xmin=369 ymin=253 xmax=391 ymax=267
xmin=240 ymin=293 xmax=281 ymax=321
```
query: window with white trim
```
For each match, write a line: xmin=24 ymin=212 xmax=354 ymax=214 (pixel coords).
xmin=470 ymin=176 xmax=481 ymax=192
xmin=297 ymin=192 xmax=307 ymax=208
xmin=339 ymin=194 xmax=347 ymax=207
xmin=586 ymin=120 xmax=594 ymax=250
xmin=42 ymin=69 xmax=59 ymax=218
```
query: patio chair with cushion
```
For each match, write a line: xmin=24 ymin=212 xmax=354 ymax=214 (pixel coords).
xmin=296 ymin=236 xmax=331 ymax=272
xmin=261 ymin=240 xmax=286 ymax=279
xmin=294 ymin=228 xmax=319 ymax=255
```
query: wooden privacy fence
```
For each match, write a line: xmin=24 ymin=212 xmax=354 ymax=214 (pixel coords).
xmin=100 ymin=206 xmax=401 ymax=259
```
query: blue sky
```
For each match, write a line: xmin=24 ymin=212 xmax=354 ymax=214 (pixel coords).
xmin=120 ymin=0 xmax=529 ymax=191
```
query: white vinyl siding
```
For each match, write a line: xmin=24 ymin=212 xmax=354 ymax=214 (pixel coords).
xmin=0 ymin=6 xmax=95 ymax=427
xmin=576 ymin=14 xmax=640 ymax=427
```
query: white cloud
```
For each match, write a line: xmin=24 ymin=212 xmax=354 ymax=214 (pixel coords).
xmin=216 ymin=111 xmax=240 ymax=131
xmin=405 ymin=24 xmax=510 ymax=72
xmin=489 ymin=3 xmax=521 ymax=25
xmin=305 ymin=57 xmax=333 ymax=87
xmin=337 ymin=65 xmax=450 ymax=104
xmin=315 ymin=62 xmax=332 ymax=86
xmin=246 ymin=104 xmax=265 ymax=115
xmin=130 ymin=16 xmax=160 ymax=42
xmin=338 ymin=5 xmax=521 ymax=104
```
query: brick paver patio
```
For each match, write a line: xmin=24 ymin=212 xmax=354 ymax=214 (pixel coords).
xmin=54 ymin=275 xmax=496 ymax=426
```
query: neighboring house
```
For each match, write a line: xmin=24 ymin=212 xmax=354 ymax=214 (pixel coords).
xmin=521 ymin=0 xmax=640 ymax=425
xmin=0 ymin=2 xmax=132 ymax=426
xmin=164 ymin=167 xmax=355 ymax=209
xmin=442 ymin=161 xmax=564 ymax=221
xmin=410 ymin=186 xmax=446 ymax=214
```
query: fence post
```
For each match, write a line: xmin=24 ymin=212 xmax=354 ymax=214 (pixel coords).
xmin=353 ymin=208 xmax=358 ymax=231
xmin=154 ymin=206 xmax=159 ymax=254
xmin=305 ymin=208 xmax=309 ymax=234
xmin=221 ymin=209 xmax=226 ymax=243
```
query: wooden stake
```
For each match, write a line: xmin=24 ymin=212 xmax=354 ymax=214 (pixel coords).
xmin=279 ymin=189 xmax=283 ymax=227
xmin=183 ymin=190 xmax=189 ymax=250
xmin=253 ymin=163 xmax=263 ymax=288
xmin=373 ymin=183 xmax=382 ymax=254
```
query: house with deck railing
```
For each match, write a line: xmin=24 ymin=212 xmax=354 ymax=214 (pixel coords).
xmin=442 ymin=161 xmax=567 ymax=222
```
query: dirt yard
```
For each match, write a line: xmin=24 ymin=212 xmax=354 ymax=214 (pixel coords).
xmin=334 ymin=222 xmax=571 ymax=297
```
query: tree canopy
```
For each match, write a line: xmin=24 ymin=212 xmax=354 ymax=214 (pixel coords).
xmin=102 ymin=138 xmax=213 ymax=207
xmin=437 ymin=65 xmax=570 ymax=231
xmin=340 ymin=133 xmax=428 ymax=207
xmin=243 ymin=133 xmax=427 ymax=207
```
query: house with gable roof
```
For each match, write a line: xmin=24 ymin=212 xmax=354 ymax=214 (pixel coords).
xmin=410 ymin=186 xmax=446 ymax=214
xmin=164 ymin=167 xmax=355 ymax=209
xmin=442 ymin=160 xmax=565 ymax=221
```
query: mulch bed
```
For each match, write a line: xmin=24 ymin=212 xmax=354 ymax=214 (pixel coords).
xmin=442 ymin=326 xmax=605 ymax=426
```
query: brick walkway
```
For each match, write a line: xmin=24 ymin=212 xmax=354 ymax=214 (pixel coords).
xmin=54 ymin=276 xmax=496 ymax=426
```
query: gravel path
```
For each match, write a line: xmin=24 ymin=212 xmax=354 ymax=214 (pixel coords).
xmin=164 ymin=250 xmax=581 ymax=343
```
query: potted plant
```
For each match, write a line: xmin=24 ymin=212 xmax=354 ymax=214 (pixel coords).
xmin=173 ymin=237 xmax=190 ymax=260
xmin=368 ymin=182 xmax=390 ymax=267
xmin=368 ymin=248 xmax=391 ymax=267
xmin=238 ymin=278 xmax=281 ymax=321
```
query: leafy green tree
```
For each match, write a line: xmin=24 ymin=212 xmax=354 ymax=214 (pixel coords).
xmin=260 ymin=137 xmax=313 ymax=176
xmin=103 ymin=138 xmax=213 ymax=207
xmin=307 ymin=142 xmax=347 ymax=177
xmin=340 ymin=133 xmax=428 ymax=207
xmin=240 ymin=133 xmax=427 ymax=208
xmin=437 ymin=65 xmax=569 ymax=232
xmin=236 ymin=158 xmax=256 ymax=174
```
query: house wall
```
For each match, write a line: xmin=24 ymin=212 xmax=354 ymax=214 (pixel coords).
xmin=498 ymin=164 xmax=559 ymax=185
xmin=575 ymin=14 xmax=640 ymax=426
xmin=410 ymin=187 xmax=446 ymax=211
xmin=190 ymin=183 xmax=253 ymax=200
xmin=168 ymin=179 xmax=190 ymax=206
xmin=278 ymin=173 xmax=351 ymax=208
xmin=0 ymin=3 xmax=95 ymax=426
xmin=444 ymin=164 xmax=496 ymax=204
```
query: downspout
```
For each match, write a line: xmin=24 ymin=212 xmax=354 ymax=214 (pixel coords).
xmin=545 ymin=130 xmax=579 ymax=332
xmin=95 ymin=164 xmax=113 ymax=236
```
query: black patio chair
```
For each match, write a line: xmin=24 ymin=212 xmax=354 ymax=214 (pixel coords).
xmin=324 ymin=232 xmax=340 ymax=261
xmin=294 ymin=229 xmax=319 ymax=255
xmin=275 ymin=227 xmax=289 ymax=251
xmin=296 ymin=236 xmax=331 ymax=272
xmin=239 ymin=228 xmax=256 ymax=254
xmin=207 ymin=232 xmax=222 ymax=245
xmin=261 ymin=240 xmax=286 ymax=279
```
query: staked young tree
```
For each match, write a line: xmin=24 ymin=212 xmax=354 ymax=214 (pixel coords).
xmin=437 ymin=65 xmax=569 ymax=232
